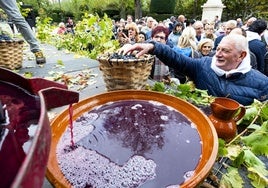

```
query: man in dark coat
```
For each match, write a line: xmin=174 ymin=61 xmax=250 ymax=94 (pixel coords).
xmin=246 ymin=19 xmax=267 ymax=75
xmin=120 ymin=34 xmax=268 ymax=106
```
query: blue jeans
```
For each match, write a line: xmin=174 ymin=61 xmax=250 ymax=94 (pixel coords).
xmin=0 ymin=0 xmax=40 ymax=52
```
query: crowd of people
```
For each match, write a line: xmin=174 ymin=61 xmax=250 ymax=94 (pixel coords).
xmin=55 ymin=17 xmax=76 ymax=35
xmin=113 ymin=15 xmax=268 ymax=78
xmin=1 ymin=4 xmax=267 ymax=106
xmin=117 ymin=14 xmax=268 ymax=106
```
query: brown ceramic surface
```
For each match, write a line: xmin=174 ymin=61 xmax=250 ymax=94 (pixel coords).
xmin=46 ymin=90 xmax=218 ymax=188
xmin=209 ymin=97 xmax=246 ymax=141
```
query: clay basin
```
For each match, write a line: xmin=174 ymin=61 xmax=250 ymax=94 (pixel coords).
xmin=46 ymin=90 xmax=218 ymax=187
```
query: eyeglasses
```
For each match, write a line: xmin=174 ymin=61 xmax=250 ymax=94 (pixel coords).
xmin=153 ymin=35 xmax=165 ymax=40
xmin=195 ymin=27 xmax=204 ymax=30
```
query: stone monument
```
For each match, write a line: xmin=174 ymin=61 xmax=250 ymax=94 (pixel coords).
xmin=201 ymin=0 xmax=225 ymax=22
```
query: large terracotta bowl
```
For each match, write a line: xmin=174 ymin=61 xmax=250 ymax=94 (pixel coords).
xmin=46 ymin=90 xmax=218 ymax=188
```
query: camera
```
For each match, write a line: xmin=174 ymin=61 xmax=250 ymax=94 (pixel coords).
xmin=122 ymin=29 xmax=128 ymax=36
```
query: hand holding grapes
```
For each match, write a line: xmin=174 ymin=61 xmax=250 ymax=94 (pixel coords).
xmin=118 ymin=43 xmax=155 ymax=58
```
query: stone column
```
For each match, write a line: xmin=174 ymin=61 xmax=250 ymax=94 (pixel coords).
xmin=201 ymin=0 xmax=225 ymax=22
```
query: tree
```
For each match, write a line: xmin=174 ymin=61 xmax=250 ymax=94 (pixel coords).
xmin=150 ymin=0 xmax=177 ymax=14
xmin=20 ymin=0 xmax=267 ymax=24
xmin=174 ymin=0 xmax=206 ymax=20
xmin=135 ymin=0 xmax=142 ymax=19
xmin=222 ymin=0 xmax=268 ymax=21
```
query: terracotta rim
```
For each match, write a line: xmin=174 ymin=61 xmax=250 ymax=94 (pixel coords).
xmin=46 ymin=90 xmax=218 ymax=188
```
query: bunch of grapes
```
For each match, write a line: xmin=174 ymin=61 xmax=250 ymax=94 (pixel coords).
xmin=109 ymin=52 xmax=137 ymax=60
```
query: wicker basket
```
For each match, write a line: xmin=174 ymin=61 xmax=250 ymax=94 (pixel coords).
xmin=0 ymin=39 xmax=24 ymax=70
xmin=97 ymin=53 xmax=154 ymax=91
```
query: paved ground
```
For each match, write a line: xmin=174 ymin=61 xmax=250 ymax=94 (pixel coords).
xmin=20 ymin=43 xmax=107 ymax=100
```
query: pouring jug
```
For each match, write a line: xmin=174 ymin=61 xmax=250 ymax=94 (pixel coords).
xmin=208 ymin=97 xmax=246 ymax=142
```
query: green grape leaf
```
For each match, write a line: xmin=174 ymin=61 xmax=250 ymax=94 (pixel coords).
xmin=220 ymin=166 xmax=243 ymax=188
xmin=226 ymin=145 xmax=242 ymax=160
xmin=248 ymin=167 xmax=268 ymax=188
xmin=218 ymin=138 xmax=228 ymax=157
xmin=247 ymin=123 xmax=262 ymax=130
xmin=232 ymin=150 xmax=245 ymax=168
xmin=260 ymin=105 xmax=268 ymax=120
xmin=149 ymin=81 xmax=213 ymax=106
xmin=177 ymin=83 xmax=191 ymax=94
xmin=23 ymin=71 xmax=33 ymax=78
xmin=244 ymin=106 xmax=259 ymax=121
xmin=239 ymin=99 xmax=265 ymax=125
xmin=152 ymin=82 xmax=166 ymax=92
xmin=243 ymin=150 xmax=268 ymax=175
xmin=56 ymin=59 xmax=64 ymax=66
xmin=241 ymin=121 xmax=268 ymax=156
xmin=250 ymin=143 xmax=268 ymax=156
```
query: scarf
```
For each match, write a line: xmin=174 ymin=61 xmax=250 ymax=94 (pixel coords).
xmin=246 ymin=31 xmax=261 ymax=42
xmin=211 ymin=51 xmax=251 ymax=77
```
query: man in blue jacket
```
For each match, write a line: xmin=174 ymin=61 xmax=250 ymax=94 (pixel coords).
xmin=119 ymin=34 xmax=268 ymax=106
xmin=246 ymin=19 xmax=267 ymax=75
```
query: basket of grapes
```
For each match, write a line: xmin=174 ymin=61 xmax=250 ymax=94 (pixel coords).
xmin=97 ymin=52 xmax=154 ymax=91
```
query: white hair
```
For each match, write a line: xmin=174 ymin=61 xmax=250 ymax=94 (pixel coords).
xmin=221 ymin=34 xmax=248 ymax=52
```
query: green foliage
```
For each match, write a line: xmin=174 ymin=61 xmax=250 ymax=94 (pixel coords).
xmin=222 ymin=0 xmax=268 ymax=20
xmin=220 ymin=166 xmax=244 ymax=188
xmin=243 ymin=150 xmax=268 ymax=175
xmin=174 ymin=0 xmax=206 ymax=20
xmin=149 ymin=81 xmax=214 ymax=106
xmin=150 ymin=0 xmax=177 ymax=14
xmin=241 ymin=121 xmax=268 ymax=156
xmin=217 ymin=100 xmax=268 ymax=188
xmin=218 ymin=138 xmax=228 ymax=156
xmin=36 ymin=13 xmax=119 ymax=59
xmin=16 ymin=0 xmax=268 ymax=25
xmin=17 ymin=2 xmax=31 ymax=18
xmin=36 ymin=16 xmax=54 ymax=42
xmin=239 ymin=100 xmax=268 ymax=127
xmin=218 ymin=134 xmax=268 ymax=187
xmin=248 ymin=167 xmax=268 ymax=188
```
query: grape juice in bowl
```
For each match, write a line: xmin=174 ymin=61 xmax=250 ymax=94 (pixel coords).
xmin=47 ymin=90 xmax=218 ymax=188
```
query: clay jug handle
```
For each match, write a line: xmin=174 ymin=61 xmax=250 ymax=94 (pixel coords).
xmin=233 ymin=105 xmax=246 ymax=122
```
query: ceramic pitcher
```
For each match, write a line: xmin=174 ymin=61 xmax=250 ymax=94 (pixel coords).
xmin=208 ymin=97 xmax=246 ymax=142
